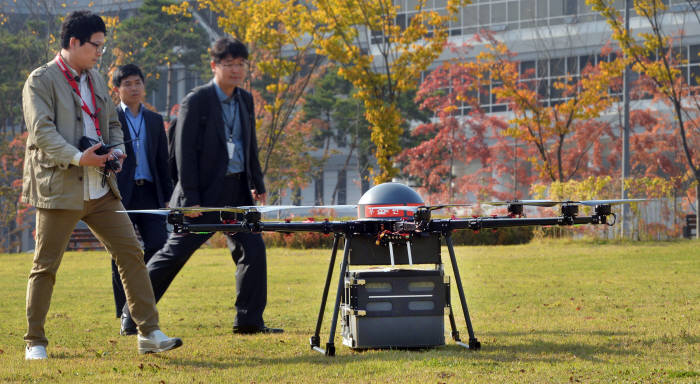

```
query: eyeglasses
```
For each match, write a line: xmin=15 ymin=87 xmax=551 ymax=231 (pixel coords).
xmin=217 ymin=60 xmax=248 ymax=70
xmin=86 ymin=40 xmax=106 ymax=54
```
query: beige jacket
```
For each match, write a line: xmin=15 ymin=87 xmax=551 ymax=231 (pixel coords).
xmin=21 ymin=59 xmax=124 ymax=210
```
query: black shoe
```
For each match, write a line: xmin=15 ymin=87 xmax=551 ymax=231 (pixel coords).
xmin=233 ymin=325 xmax=284 ymax=334
xmin=120 ymin=313 xmax=137 ymax=336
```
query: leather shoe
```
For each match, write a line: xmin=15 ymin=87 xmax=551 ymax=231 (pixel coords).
xmin=233 ymin=325 xmax=284 ymax=334
xmin=120 ymin=313 xmax=137 ymax=336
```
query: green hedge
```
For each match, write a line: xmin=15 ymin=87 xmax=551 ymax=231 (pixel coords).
xmin=447 ymin=226 xmax=534 ymax=245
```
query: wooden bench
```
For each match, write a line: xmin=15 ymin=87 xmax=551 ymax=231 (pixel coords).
xmin=683 ymin=214 xmax=697 ymax=239
xmin=67 ymin=228 xmax=103 ymax=251
xmin=67 ymin=227 xmax=145 ymax=251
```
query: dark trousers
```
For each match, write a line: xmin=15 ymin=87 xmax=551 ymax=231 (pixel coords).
xmin=122 ymin=173 xmax=268 ymax=327
xmin=112 ymin=181 xmax=168 ymax=317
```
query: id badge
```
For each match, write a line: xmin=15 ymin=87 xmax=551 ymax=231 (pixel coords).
xmin=227 ymin=141 xmax=235 ymax=159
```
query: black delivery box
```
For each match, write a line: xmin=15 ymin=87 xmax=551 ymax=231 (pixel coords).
xmin=341 ymin=268 xmax=447 ymax=349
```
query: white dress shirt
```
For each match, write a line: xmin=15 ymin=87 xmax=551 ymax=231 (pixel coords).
xmin=63 ymin=59 xmax=110 ymax=201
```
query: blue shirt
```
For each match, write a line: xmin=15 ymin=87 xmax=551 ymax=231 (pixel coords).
xmin=120 ymin=102 xmax=153 ymax=182
xmin=213 ymin=82 xmax=245 ymax=174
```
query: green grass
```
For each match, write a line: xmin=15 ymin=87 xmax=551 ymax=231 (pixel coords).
xmin=0 ymin=240 xmax=697 ymax=383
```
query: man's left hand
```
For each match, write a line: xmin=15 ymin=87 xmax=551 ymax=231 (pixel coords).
xmin=252 ymin=190 xmax=266 ymax=205
xmin=110 ymin=149 xmax=126 ymax=173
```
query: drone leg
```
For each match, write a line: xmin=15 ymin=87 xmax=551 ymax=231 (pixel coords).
xmin=311 ymin=233 xmax=341 ymax=354
xmin=445 ymin=233 xmax=481 ymax=350
xmin=323 ymin=235 xmax=352 ymax=357
xmin=445 ymin=277 xmax=461 ymax=342
xmin=406 ymin=241 xmax=413 ymax=265
xmin=389 ymin=241 xmax=395 ymax=266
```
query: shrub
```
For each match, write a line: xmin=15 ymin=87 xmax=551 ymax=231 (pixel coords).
xmin=448 ymin=226 xmax=534 ymax=245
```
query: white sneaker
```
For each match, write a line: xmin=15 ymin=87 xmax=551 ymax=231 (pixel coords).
xmin=137 ymin=330 xmax=183 ymax=354
xmin=25 ymin=345 xmax=47 ymax=360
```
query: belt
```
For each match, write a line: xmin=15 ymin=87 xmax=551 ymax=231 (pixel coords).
xmin=225 ymin=172 xmax=245 ymax=180
xmin=134 ymin=179 xmax=149 ymax=186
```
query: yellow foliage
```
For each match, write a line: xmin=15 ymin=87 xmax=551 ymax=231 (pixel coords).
xmin=311 ymin=0 xmax=467 ymax=182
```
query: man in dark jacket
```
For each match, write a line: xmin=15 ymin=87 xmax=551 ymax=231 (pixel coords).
xmin=112 ymin=64 xmax=172 ymax=327
xmin=119 ymin=37 xmax=281 ymax=335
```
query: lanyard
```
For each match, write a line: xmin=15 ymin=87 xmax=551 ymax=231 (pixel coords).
xmin=122 ymin=106 xmax=144 ymax=142
xmin=55 ymin=54 xmax=101 ymax=137
xmin=123 ymin=106 xmax=145 ymax=156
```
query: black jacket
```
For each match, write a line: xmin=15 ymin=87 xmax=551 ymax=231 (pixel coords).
xmin=116 ymin=106 xmax=173 ymax=208
xmin=170 ymin=81 xmax=265 ymax=208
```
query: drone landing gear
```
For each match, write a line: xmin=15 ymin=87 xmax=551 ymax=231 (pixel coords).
xmin=310 ymin=232 xmax=480 ymax=356
xmin=445 ymin=233 xmax=481 ymax=350
xmin=310 ymin=233 xmax=347 ymax=356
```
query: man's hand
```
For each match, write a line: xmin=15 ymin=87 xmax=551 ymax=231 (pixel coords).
xmin=184 ymin=204 xmax=202 ymax=218
xmin=78 ymin=142 xmax=110 ymax=167
xmin=109 ymin=149 xmax=126 ymax=173
xmin=252 ymin=190 xmax=266 ymax=205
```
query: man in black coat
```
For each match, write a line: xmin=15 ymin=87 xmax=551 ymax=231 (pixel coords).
xmin=119 ymin=37 xmax=281 ymax=335
xmin=112 ymin=64 xmax=172 ymax=324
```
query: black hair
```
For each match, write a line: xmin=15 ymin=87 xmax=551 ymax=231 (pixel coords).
xmin=112 ymin=64 xmax=145 ymax=87
xmin=210 ymin=36 xmax=248 ymax=62
xmin=60 ymin=10 xmax=107 ymax=49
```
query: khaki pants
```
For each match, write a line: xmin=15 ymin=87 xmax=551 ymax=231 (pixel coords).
xmin=25 ymin=192 xmax=159 ymax=347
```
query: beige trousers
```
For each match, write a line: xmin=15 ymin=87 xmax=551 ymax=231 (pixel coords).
xmin=25 ymin=192 xmax=159 ymax=347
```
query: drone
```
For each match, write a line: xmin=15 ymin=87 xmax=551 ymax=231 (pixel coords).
xmin=123 ymin=182 xmax=644 ymax=356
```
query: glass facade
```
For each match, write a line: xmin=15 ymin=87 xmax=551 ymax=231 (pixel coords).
xmin=392 ymin=0 xmax=689 ymax=35
xmin=427 ymin=46 xmax=700 ymax=115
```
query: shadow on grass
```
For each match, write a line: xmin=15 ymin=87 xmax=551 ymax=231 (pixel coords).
xmin=483 ymin=329 xmax=636 ymax=337
xmin=161 ymin=336 xmax=641 ymax=369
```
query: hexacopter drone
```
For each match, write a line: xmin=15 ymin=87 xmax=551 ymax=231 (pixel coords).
xmin=125 ymin=182 xmax=643 ymax=356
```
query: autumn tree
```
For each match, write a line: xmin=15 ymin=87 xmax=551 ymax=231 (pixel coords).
xmin=590 ymin=0 xmax=700 ymax=237
xmin=303 ymin=69 xmax=368 ymax=204
xmin=105 ymin=0 xmax=209 ymax=115
xmin=399 ymin=50 xmax=508 ymax=204
xmin=0 ymin=22 xmax=47 ymax=133
xmin=481 ymin=37 xmax=626 ymax=183
xmin=311 ymin=0 xmax=467 ymax=183
xmin=0 ymin=10 xmax=59 ymax=251
xmin=304 ymin=67 xmax=429 ymax=203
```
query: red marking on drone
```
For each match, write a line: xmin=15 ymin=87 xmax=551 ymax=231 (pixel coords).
xmin=364 ymin=203 xmax=421 ymax=218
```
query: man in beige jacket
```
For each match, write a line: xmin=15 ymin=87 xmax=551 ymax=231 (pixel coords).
xmin=21 ymin=10 xmax=182 ymax=360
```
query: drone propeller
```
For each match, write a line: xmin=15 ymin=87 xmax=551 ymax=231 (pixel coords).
xmin=368 ymin=204 xmax=472 ymax=213
xmin=483 ymin=198 xmax=647 ymax=207
xmin=482 ymin=200 xmax=559 ymax=207
xmin=252 ymin=204 xmax=357 ymax=212
xmin=117 ymin=206 xmax=252 ymax=215
xmin=118 ymin=204 xmax=359 ymax=216
xmin=573 ymin=198 xmax=648 ymax=206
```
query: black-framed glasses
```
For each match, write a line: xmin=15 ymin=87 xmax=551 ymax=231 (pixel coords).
xmin=86 ymin=40 xmax=106 ymax=54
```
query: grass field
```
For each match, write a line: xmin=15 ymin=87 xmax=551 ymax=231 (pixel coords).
xmin=0 ymin=240 xmax=697 ymax=383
